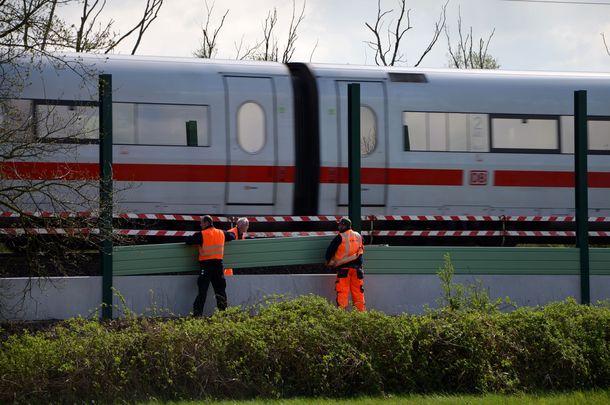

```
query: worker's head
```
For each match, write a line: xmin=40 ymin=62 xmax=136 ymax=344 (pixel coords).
xmin=338 ymin=217 xmax=352 ymax=232
xmin=236 ymin=217 xmax=249 ymax=233
xmin=201 ymin=215 xmax=214 ymax=228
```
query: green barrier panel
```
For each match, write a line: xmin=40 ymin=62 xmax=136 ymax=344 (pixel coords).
xmin=113 ymin=236 xmax=333 ymax=276
xmin=591 ymin=249 xmax=610 ymax=275
xmin=113 ymin=237 xmax=610 ymax=276
xmin=365 ymin=246 xmax=580 ymax=275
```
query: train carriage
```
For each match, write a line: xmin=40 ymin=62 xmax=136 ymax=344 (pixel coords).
xmin=1 ymin=53 xmax=610 ymax=220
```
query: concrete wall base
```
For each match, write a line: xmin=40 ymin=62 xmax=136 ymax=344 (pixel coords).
xmin=1 ymin=274 xmax=608 ymax=320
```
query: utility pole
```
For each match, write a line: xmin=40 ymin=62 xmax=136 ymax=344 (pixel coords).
xmin=574 ymin=90 xmax=589 ymax=305
xmin=99 ymin=74 xmax=113 ymax=319
xmin=348 ymin=83 xmax=361 ymax=232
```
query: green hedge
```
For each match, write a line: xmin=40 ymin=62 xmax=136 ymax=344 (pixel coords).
xmin=1 ymin=296 xmax=609 ymax=403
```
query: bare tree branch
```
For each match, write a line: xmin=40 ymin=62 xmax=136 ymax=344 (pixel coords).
xmin=365 ymin=0 xmax=394 ymax=66
xmin=105 ymin=0 xmax=164 ymax=55
xmin=389 ymin=2 xmax=411 ymax=65
xmin=0 ymin=1 xmax=147 ymax=285
xmin=365 ymin=0 xmax=446 ymax=67
xmin=234 ymin=35 xmax=263 ymax=60
xmin=602 ymin=33 xmax=610 ymax=56
xmin=445 ymin=7 xmax=499 ymax=69
xmin=0 ymin=1 xmax=51 ymax=43
xmin=75 ymin=0 xmax=104 ymax=52
xmin=260 ymin=8 xmax=279 ymax=61
xmin=281 ymin=0 xmax=306 ymax=63
xmin=40 ymin=0 xmax=59 ymax=50
xmin=309 ymin=38 xmax=319 ymax=62
xmin=413 ymin=1 xmax=447 ymax=67
xmin=194 ymin=0 xmax=228 ymax=58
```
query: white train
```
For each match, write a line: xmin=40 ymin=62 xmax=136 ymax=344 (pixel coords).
xmin=2 ymin=53 xmax=610 ymax=217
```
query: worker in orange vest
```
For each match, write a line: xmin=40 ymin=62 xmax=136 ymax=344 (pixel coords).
xmin=325 ymin=217 xmax=366 ymax=311
xmin=186 ymin=215 xmax=235 ymax=316
xmin=224 ymin=217 xmax=249 ymax=276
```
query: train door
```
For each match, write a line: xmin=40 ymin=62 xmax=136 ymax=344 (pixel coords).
xmin=336 ymin=81 xmax=387 ymax=207
xmin=224 ymin=76 xmax=277 ymax=205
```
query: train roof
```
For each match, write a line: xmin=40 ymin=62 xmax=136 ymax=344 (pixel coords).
xmin=49 ymin=52 xmax=292 ymax=76
xmin=305 ymin=62 xmax=610 ymax=80
xmin=14 ymin=51 xmax=610 ymax=82
xmin=8 ymin=53 xmax=610 ymax=114
xmin=304 ymin=62 xmax=610 ymax=116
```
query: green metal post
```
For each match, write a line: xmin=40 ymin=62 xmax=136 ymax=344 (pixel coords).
xmin=99 ymin=74 xmax=113 ymax=319
xmin=574 ymin=90 xmax=590 ymax=305
xmin=348 ymin=83 xmax=361 ymax=232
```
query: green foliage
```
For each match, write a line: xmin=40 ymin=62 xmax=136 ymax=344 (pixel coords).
xmin=1 ymin=296 xmax=609 ymax=403
xmin=436 ymin=253 xmax=513 ymax=312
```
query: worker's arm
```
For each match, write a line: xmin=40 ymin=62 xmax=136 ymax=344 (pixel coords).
xmin=185 ymin=232 xmax=203 ymax=245
xmin=325 ymin=234 xmax=342 ymax=262
xmin=223 ymin=230 xmax=236 ymax=242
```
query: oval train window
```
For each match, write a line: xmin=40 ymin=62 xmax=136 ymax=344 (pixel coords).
xmin=237 ymin=102 xmax=265 ymax=153
xmin=360 ymin=105 xmax=377 ymax=156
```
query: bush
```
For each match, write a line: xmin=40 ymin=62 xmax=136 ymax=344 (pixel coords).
xmin=0 ymin=296 xmax=609 ymax=403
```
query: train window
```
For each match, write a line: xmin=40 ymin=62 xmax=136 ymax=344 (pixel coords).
xmin=403 ymin=112 xmax=427 ymax=150
xmin=428 ymin=113 xmax=447 ymax=150
xmin=35 ymin=103 xmax=98 ymax=140
xmin=137 ymin=104 xmax=209 ymax=146
xmin=448 ymin=113 xmax=468 ymax=151
xmin=468 ymin=114 xmax=490 ymax=152
xmin=112 ymin=103 xmax=209 ymax=146
xmin=0 ymin=99 xmax=33 ymax=137
xmin=360 ymin=105 xmax=377 ymax=155
xmin=562 ymin=116 xmax=610 ymax=153
xmin=237 ymin=102 xmax=265 ymax=153
xmin=588 ymin=120 xmax=610 ymax=152
xmin=491 ymin=116 xmax=558 ymax=152
xmin=560 ymin=116 xmax=574 ymax=153
xmin=113 ymin=103 xmax=136 ymax=144
xmin=403 ymin=111 xmax=490 ymax=152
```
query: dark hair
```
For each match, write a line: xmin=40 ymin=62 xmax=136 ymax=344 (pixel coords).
xmin=201 ymin=215 xmax=214 ymax=227
xmin=338 ymin=217 xmax=352 ymax=228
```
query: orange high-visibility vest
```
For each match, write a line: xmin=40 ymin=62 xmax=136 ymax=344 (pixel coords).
xmin=331 ymin=229 xmax=364 ymax=267
xmin=224 ymin=227 xmax=244 ymax=276
xmin=198 ymin=227 xmax=225 ymax=261
xmin=228 ymin=226 xmax=244 ymax=240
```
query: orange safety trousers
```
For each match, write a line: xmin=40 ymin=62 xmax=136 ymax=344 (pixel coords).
xmin=335 ymin=267 xmax=366 ymax=312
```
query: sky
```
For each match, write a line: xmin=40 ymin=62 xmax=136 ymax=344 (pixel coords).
xmin=68 ymin=0 xmax=610 ymax=72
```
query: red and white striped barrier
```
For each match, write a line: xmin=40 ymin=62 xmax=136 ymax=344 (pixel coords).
xmin=242 ymin=231 xmax=337 ymax=238
xmin=0 ymin=211 xmax=227 ymax=221
xmin=116 ymin=213 xmax=206 ymax=221
xmin=3 ymin=211 xmax=610 ymax=222
xmin=114 ymin=229 xmax=196 ymax=237
xmin=369 ymin=215 xmax=502 ymax=221
xmin=368 ymin=230 xmax=610 ymax=237
xmin=2 ymin=228 xmax=610 ymax=238
xmin=0 ymin=211 xmax=93 ymax=219
xmin=0 ymin=228 xmax=98 ymax=236
xmin=368 ymin=230 xmax=504 ymax=237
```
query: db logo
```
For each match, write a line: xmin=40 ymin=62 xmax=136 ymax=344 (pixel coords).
xmin=469 ymin=170 xmax=488 ymax=186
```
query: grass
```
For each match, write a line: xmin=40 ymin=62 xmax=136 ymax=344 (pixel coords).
xmin=144 ymin=390 xmax=610 ymax=405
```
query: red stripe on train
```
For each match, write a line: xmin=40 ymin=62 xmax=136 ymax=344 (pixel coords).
xmin=319 ymin=167 xmax=464 ymax=186
xmin=0 ymin=162 xmax=99 ymax=180
xmin=494 ymin=170 xmax=610 ymax=188
xmin=0 ymin=162 xmax=295 ymax=183
xmin=3 ymin=162 xmax=609 ymax=188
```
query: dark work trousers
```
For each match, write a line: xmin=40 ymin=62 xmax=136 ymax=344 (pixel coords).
xmin=193 ymin=260 xmax=227 ymax=316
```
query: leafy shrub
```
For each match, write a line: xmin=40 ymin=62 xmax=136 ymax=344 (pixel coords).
xmin=0 ymin=296 xmax=609 ymax=403
xmin=436 ymin=253 xmax=514 ymax=312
